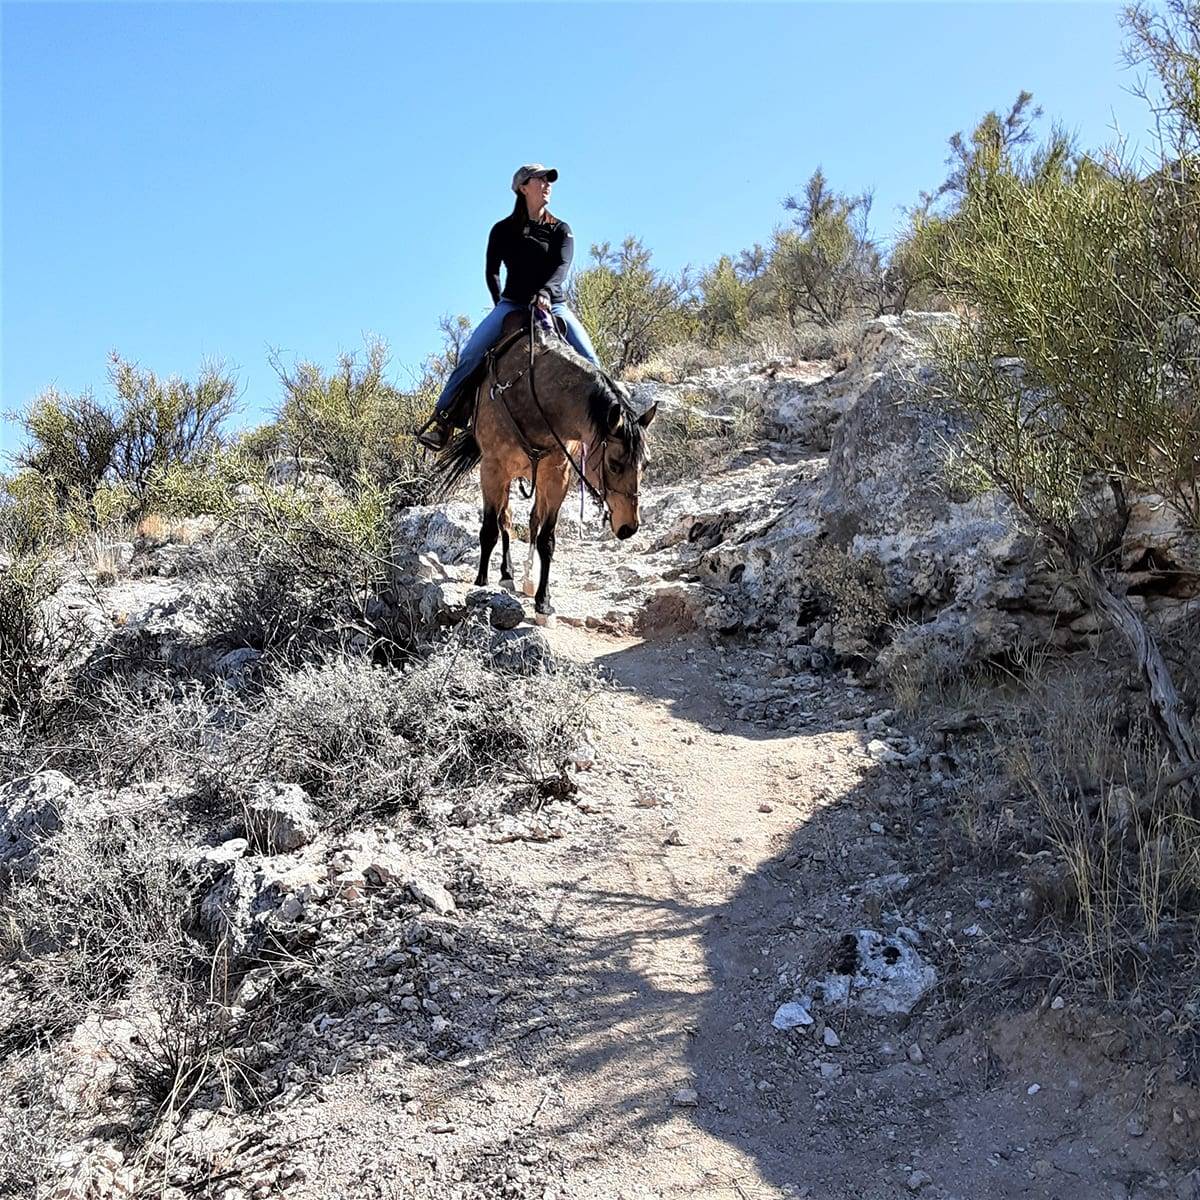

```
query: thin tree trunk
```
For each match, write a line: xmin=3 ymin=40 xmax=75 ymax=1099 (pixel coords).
xmin=1068 ymin=544 xmax=1200 ymax=811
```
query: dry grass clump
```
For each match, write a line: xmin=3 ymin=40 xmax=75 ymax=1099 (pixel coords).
xmin=218 ymin=641 xmax=593 ymax=827
xmin=624 ymin=341 xmax=727 ymax=385
xmin=625 ymin=316 xmax=869 ymax=384
xmin=0 ymin=811 xmax=200 ymax=1025
xmin=647 ymin=392 xmax=761 ymax=486
xmin=992 ymin=666 xmax=1200 ymax=998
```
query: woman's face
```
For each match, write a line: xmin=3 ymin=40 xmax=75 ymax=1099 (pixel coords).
xmin=519 ymin=174 xmax=552 ymax=211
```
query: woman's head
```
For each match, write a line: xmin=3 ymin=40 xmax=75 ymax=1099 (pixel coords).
xmin=510 ymin=163 xmax=558 ymax=225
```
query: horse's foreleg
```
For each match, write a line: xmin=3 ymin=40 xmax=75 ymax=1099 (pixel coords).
xmin=534 ymin=508 xmax=559 ymax=620
xmin=523 ymin=502 xmax=541 ymax=598
xmin=530 ymin=468 xmax=569 ymax=623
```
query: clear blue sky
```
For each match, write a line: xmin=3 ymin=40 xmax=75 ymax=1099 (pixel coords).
xmin=0 ymin=1 xmax=1160 ymax=452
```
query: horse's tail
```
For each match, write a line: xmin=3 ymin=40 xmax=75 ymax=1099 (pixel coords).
xmin=430 ymin=430 xmax=481 ymax=501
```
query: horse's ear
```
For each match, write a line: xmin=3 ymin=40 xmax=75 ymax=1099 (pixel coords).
xmin=637 ymin=403 xmax=658 ymax=429
xmin=607 ymin=400 xmax=624 ymax=432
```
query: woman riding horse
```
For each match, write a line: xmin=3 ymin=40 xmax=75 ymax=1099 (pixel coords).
xmin=416 ymin=163 xmax=601 ymax=450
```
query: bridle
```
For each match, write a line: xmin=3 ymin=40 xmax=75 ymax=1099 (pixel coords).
xmin=484 ymin=301 xmax=640 ymax=516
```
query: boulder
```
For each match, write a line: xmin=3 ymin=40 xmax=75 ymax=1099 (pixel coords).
xmin=813 ymin=929 xmax=937 ymax=1017
xmin=243 ymin=782 xmax=318 ymax=854
xmin=488 ymin=626 xmax=553 ymax=674
xmin=391 ymin=502 xmax=479 ymax=579
xmin=200 ymin=854 xmax=325 ymax=963
xmin=407 ymin=875 xmax=457 ymax=916
xmin=0 ymin=770 xmax=77 ymax=882
xmin=467 ymin=587 xmax=525 ymax=630
xmin=216 ymin=647 xmax=260 ymax=688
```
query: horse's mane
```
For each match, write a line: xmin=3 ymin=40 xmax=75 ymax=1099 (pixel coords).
xmin=585 ymin=368 xmax=647 ymax=464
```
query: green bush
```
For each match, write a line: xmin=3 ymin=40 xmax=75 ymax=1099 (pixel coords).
xmin=270 ymin=335 xmax=436 ymax=504
xmin=0 ymin=473 xmax=80 ymax=557
xmin=697 ymin=255 xmax=751 ymax=343
xmin=12 ymin=355 xmax=239 ymax=536
xmin=568 ymin=237 xmax=696 ymax=372
xmin=930 ymin=23 xmax=1200 ymax=791
xmin=106 ymin=353 xmax=238 ymax=508
xmin=141 ymin=451 xmax=252 ymax=521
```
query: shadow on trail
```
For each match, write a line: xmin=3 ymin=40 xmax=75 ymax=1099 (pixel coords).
xmin=507 ymin=629 xmax=1193 ymax=1200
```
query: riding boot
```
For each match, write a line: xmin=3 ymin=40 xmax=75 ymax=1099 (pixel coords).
xmin=415 ymin=409 xmax=453 ymax=451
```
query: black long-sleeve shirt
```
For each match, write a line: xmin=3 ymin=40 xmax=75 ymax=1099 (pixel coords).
xmin=485 ymin=215 xmax=574 ymax=306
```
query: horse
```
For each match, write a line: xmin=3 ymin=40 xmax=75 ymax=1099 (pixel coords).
xmin=431 ymin=308 xmax=656 ymax=624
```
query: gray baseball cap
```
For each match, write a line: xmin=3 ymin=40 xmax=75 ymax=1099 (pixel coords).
xmin=512 ymin=163 xmax=559 ymax=193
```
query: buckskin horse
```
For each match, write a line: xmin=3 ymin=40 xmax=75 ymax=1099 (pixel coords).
xmin=431 ymin=304 xmax=656 ymax=624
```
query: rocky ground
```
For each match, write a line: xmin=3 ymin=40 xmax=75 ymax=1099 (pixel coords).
xmin=4 ymin=316 xmax=1199 ymax=1198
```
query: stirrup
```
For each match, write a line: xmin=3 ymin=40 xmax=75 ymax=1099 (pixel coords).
xmin=414 ymin=413 xmax=451 ymax=451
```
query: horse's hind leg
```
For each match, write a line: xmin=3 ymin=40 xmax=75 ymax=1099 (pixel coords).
xmin=498 ymin=481 xmax=516 ymax=591
xmin=475 ymin=463 xmax=507 ymax=588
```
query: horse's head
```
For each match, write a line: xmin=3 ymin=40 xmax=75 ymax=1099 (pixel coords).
xmin=589 ymin=378 xmax=656 ymax=539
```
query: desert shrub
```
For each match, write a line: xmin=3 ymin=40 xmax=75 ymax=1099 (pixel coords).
xmin=759 ymin=171 xmax=882 ymax=329
xmin=697 ymin=255 xmax=751 ymax=344
xmin=42 ymin=636 xmax=593 ymax=831
xmin=13 ymin=389 xmax=122 ymax=516
xmin=0 ymin=811 xmax=200 ymax=1020
xmin=0 ymin=553 xmax=83 ymax=721
xmin=196 ymin=479 xmax=393 ymax=662
xmin=795 ymin=540 xmax=889 ymax=657
xmin=12 ymin=355 xmax=239 ymax=534
xmin=568 ymin=236 xmax=696 ymax=372
xmin=270 ymin=335 xmax=435 ymax=504
xmin=218 ymin=643 xmax=593 ymax=826
xmin=141 ymin=450 xmax=252 ymax=521
xmin=106 ymin=354 xmax=238 ymax=508
xmin=233 ymin=421 xmax=283 ymax=464
xmin=647 ymin=393 xmax=759 ymax=484
xmin=48 ymin=677 xmax=222 ymax=791
xmin=0 ymin=1049 xmax=71 ymax=1199
xmin=929 ymin=80 xmax=1200 ymax=788
xmin=0 ymin=471 xmax=79 ymax=556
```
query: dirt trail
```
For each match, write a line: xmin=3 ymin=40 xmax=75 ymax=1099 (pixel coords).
xmin=294 ymin=474 xmax=1194 ymax=1199
xmin=517 ymin=624 xmax=870 ymax=1199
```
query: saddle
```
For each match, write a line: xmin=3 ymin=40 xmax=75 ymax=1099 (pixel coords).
xmin=441 ymin=296 xmax=568 ymax=431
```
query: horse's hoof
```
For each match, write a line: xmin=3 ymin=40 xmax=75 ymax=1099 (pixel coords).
xmin=500 ymin=576 xmax=516 ymax=592
xmin=522 ymin=576 xmax=537 ymax=598
xmin=535 ymin=610 xmax=557 ymax=629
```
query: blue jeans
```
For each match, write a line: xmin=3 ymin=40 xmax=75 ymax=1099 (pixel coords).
xmin=435 ymin=300 xmax=600 ymax=414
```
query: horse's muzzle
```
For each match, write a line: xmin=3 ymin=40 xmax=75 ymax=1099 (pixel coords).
xmin=616 ymin=524 xmax=636 ymax=540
